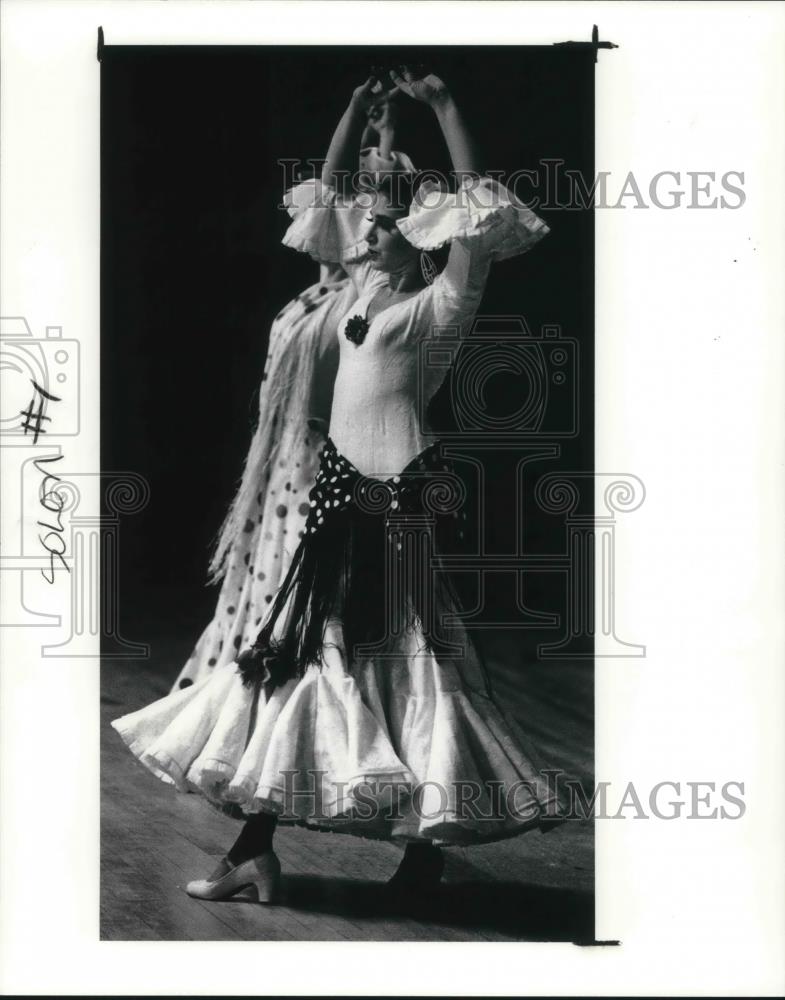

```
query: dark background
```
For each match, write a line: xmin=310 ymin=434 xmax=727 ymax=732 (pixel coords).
xmin=101 ymin=45 xmax=594 ymax=669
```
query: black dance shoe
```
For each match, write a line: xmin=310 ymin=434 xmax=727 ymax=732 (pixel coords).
xmin=385 ymin=843 xmax=444 ymax=894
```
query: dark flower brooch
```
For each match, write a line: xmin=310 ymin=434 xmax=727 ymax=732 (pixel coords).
xmin=345 ymin=314 xmax=370 ymax=346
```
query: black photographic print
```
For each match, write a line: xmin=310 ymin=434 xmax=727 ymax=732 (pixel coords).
xmin=100 ymin=42 xmax=596 ymax=943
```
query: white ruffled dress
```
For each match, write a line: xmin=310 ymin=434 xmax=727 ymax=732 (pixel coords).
xmin=112 ymin=175 xmax=558 ymax=845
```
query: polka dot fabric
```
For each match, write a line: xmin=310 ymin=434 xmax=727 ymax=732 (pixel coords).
xmin=172 ymin=278 xmax=356 ymax=690
xmin=303 ymin=438 xmax=453 ymax=535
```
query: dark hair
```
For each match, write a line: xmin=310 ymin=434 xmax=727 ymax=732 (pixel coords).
xmin=359 ymin=170 xmax=450 ymax=274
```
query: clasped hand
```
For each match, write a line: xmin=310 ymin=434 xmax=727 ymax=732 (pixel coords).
xmin=352 ymin=64 xmax=450 ymax=113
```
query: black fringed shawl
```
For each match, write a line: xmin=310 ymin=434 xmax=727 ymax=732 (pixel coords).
xmin=236 ymin=438 xmax=488 ymax=698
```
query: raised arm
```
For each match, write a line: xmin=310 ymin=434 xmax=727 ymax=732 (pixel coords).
xmin=322 ymin=77 xmax=399 ymax=196
xmin=389 ymin=67 xmax=480 ymax=181
xmin=365 ymin=97 xmax=398 ymax=159
xmin=389 ymin=67 xmax=548 ymax=335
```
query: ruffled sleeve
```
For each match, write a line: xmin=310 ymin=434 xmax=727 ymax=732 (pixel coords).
xmin=281 ymin=178 xmax=371 ymax=267
xmin=396 ymin=176 xmax=549 ymax=330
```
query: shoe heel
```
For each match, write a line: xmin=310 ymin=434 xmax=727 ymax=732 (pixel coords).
xmin=249 ymin=851 xmax=281 ymax=904
xmin=186 ymin=850 xmax=282 ymax=902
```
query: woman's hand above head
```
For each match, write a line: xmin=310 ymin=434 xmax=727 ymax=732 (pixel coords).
xmin=390 ymin=66 xmax=478 ymax=178
xmin=366 ymin=96 xmax=397 ymax=135
xmin=351 ymin=76 xmax=400 ymax=115
xmin=322 ymin=77 xmax=398 ymax=194
xmin=363 ymin=97 xmax=398 ymax=159
xmin=389 ymin=66 xmax=451 ymax=110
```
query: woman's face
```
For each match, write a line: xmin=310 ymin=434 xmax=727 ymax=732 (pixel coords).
xmin=365 ymin=192 xmax=417 ymax=273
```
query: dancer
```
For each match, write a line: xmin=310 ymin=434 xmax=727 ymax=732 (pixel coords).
xmin=173 ymin=100 xmax=415 ymax=690
xmin=112 ymin=67 xmax=556 ymax=903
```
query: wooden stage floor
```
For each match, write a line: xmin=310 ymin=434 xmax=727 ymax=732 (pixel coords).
xmin=101 ymin=634 xmax=593 ymax=942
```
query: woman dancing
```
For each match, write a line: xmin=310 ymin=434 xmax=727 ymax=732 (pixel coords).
xmin=112 ymin=67 xmax=557 ymax=902
xmin=172 ymin=100 xmax=415 ymax=691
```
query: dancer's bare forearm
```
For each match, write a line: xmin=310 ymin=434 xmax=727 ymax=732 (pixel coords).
xmin=390 ymin=67 xmax=480 ymax=181
xmin=323 ymin=77 xmax=399 ymax=195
